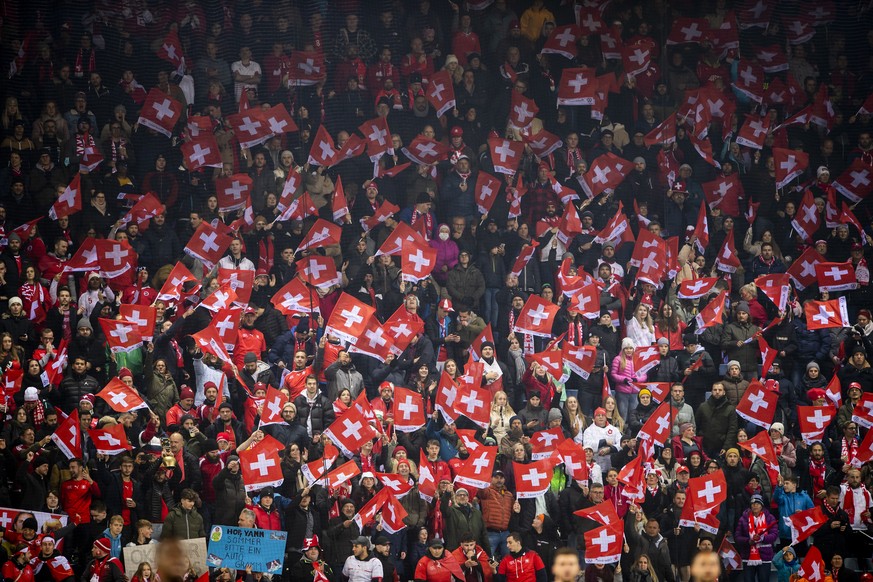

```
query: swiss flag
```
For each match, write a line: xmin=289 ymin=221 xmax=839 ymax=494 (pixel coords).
xmin=258 ymin=387 xmax=289 ymax=427
xmin=555 ymin=199 xmax=583 ymax=245
xmin=678 ymin=277 xmax=718 ymax=299
xmin=584 ymin=523 xmax=624 ymax=565
xmin=643 ymin=113 xmax=677 ymax=147
xmin=840 ymin=202 xmax=868 ymax=245
xmin=738 ymin=0 xmax=774 ymax=28
xmin=799 ymin=546 xmax=827 ymax=582
xmin=353 ymin=487 xmax=391 ymax=530
xmin=375 ymin=471 xmax=413 ymax=499
xmin=556 ymin=439 xmax=589 ymax=483
xmin=240 ymin=434 xmax=285 ymax=492
xmin=379 ymin=493 xmax=410 ymax=535
xmin=325 ymin=405 xmax=379 ymax=458
xmin=736 ymin=379 xmax=778 ymax=429
xmin=435 ymin=371 xmax=460 ymax=424
xmin=298 ymin=218 xmax=342 ymax=252
xmin=454 ymin=384 xmax=491 ymax=429
xmin=273 ymin=277 xmax=319 ymax=316
xmin=319 ymin=460 xmax=361 ymax=489
xmin=797 ymin=405 xmax=837 ymax=444
xmin=332 ymin=175 xmax=351 ymax=223
xmin=574 ymin=500 xmax=620 ymax=527
xmin=157 ymin=262 xmax=200 ymax=302
xmin=376 ymin=221 xmax=426 ymax=257
xmin=426 ymin=70 xmax=456 ymax=117
xmin=632 ymin=382 xmax=672 ymax=404
xmin=719 ymin=538 xmax=742 ymax=571
xmin=157 ymin=28 xmax=185 ymax=68
xmin=790 ymin=189 xmax=820 ymax=243
xmin=325 ymin=293 xmax=376 ymax=345
xmin=513 ymin=295 xmax=559 ymax=338
xmin=296 ymin=255 xmax=341 ymax=288
xmin=530 ymin=428 xmax=566 ymax=460
xmin=738 ymin=429 xmax=780 ymax=474
xmin=199 ymin=282 xmax=237 ymax=313
xmin=359 ymin=117 xmax=393 ymax=162
xmin=784 ymin=14 xmax=816 ymax=44
xmin=456 ymin=429 xmax=482 ymax=454
xmin=190 ymin=324 xmax=232 ymax=362
xmin=617 ymin=454 xmax=645 ymax=499
xmin=622 ymin=39 xmax=654 ymax=77
xmin=119 ymin=192 xmax=164 ymax=227
xmin=557 ymin=67 xmax=596 ymax=106
xmin=858 ymin=92 xmax=873 ymax=116
xmin=119 ymin=304 xmax=156 ymax=342
xmin=181 ymin=134 xmax=222 ymax=170
xmin=582 ymin=153 xmax=632 ymax=198
xmin=509 ymin=241 xmax=538 ymax=277
xmin=679 ymin=499 xmax=721 ymax=535
xmin=773 ymin=147 xmax=809 ymax=189
xmin=513 ymin=459 xmax=554 ymax=499
xmin=100 ymin=318 xmax=142 ymax=353
xmin=401 ymin=239 xmax=437 ymax=283
xmin=347 ymin=315 xmax=393 ymax=362
xmin=541 ymin=24 xmax=580 ymax=59
xmin=525 ymin=130 xmax=564 ymax=159
xmin=529 ymin=346 xmax=567 ymax=378
xmin=755 ymin=274 xmax=790 ymax=311
xmin=633 ymin=346 xmax=661 ymax=375
xmin=694 ymin=290 xmax=727 ymax=333
xmin=392 ymin=387 xmax=426 ymax=432
xmin=599 ymin=28 xmax=622 ymax=60
xmin=360 ymin=199 xmax=401 ymax=232
xmin=576 ymin=6 xmax=605 ymax=33
xmin=212 ymin=306 xmax=241 ymax=352
xmin=850 ymin=423 xmax=873 ymax=467
xmin=97 ymin=378 xmax=149 ymax=412
xmin=401 ymin=135 xmax=449 ymax=166
xmin=851 ymin=393 xmax=873 ymax=430
xmin=714 ymin=232 xmax=741 ymax=273
xmin=687 ymin=470 xmax=727 ymax=513
xmin=468 ymin=323 xmax=495 ymax=362
xmin=51 ymin=409 xmax=82 ymax=460
xmin=732 ymin=62 xmax=765 ymax=102
xmin=805 ymin=296 xmax=850 ymax=330
xmin=634 ymin=237 xmax=667 ymax=287
xmin=786 ymin=506 xmax=827 ymax=545
xmin=48 ymin=174 xmax=82 ymax=220
xmin=288 ymin=51 xmax=325 ymax=85
xmin=488 ymin=137 xmax=524 ymax=175
xmin=97 ymin=239 xmax=136 ymax=279
xmin=735 ymin=114 xmax=770 ymax=150
xmin=815 ymin=261 xmax=859 ymax=292
xmin=667 ymin=17 xmax=708 ymax=44
xmin=333 ymin=134 xmax=367 ymax=165
xmin=638 ymin=401 xmax=676 ymax=445
xmin=215 ymin=174 xmax=252 ymax=212
xmin=308 ymin=125 xmax=337 ymax=166
xmin=184 ymin=222 xmax=232 ymax=269
xmin=276 ymin=169 xmax=302 ymax=217
xmin=263 ymin=104 xmax=297 ymax=136
xmin=787 ymin=247 xmax=825 ymax=291
xmin=692 ymin=200 xmax=710 ymax=254
xmin=89 ymin=424 xmax=132 ymax=455
xmin=138 ymin=89 xmax=183 ymax=137
xmin=756 ymin=44 xmax=788 ymax=73
xmin=567 ymin=283 xmax=600 ymax=319
xmin=300 ymin=441 xmax=339 ymax=485
xmin=384 ymin=305 xmax=425 ymax=356
xmin=219 ymin=268 xmax=254 ymax=305
xmin=475 ymin=171 xmax=502 ymax=215
xmin=454 ymin=446 xmax=497 ymax=490
xmin=593 ymin=202 xmax=631 ymax=245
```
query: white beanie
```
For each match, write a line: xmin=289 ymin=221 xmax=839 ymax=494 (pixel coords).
xmin=621 ymin=337 xmax=636 ymax=350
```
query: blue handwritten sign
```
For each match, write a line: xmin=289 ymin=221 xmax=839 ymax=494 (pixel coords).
xmin=206 ymin=527 xmax=287 ymax=573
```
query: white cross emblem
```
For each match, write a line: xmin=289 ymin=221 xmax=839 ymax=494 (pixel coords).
xmin=601 ymin=33 xmax=616 ymax=49
xmin=125 ymin=310 xmax=148 ymax=329
xmin=681 ymin=22 xmax=702 ymax=41
xmin=98 ymin=433 xmax=121 ymax=447
xmin=592 ymin=165 xmax=612 ymax=184
xmin=824 ymin=266 xmax=849 ymax=281
xmin=189 ymin=144 xmax=211 ymax=166
xmin=162 ymin=44 xmax=177 ymax=61
xmin=739 ymin=67 xmax=758 ymax=85
xmin=251 ymin=452 xmax=276 ymax=476
xmin=655 ymin=414 xmax=670 ymax=435
xmin=430 ymin=83 xmax=445 ymax=102
xmin=849 ymin=170 xmax=870 ymax=188
xmin=564 ymin=455 xmax=583 ymax=475
xmin=215 ymin=314 xmax=235 ymax=336
xmin=479 ymin=183 xmax=494 ymax=202
xmin=526 ymin=305 xmax=551 ymax=326
xmin=537 ymin=432 xmax=559 ymax=447
xmin=708 ymin=99 xmax=725 ymax=116
xmin=224 ymin=180 xmax=247 ymax=201
xmin=513 ymin=101 xmax=534 ymax=125
xmin=747 ymin=0 xmax=766 ymax=18
xmin=392 ymin=323 xmax=412 ymax=339
xmin=628 ymin=48 xmax=647 ymax=65
xmin=640 ymin=252 xmax=659 ymax=273
xmin=494 ymin=142 xmax=516 ymax=162
xmin=364 ymin=327 xmax=387 ymax=349
xmin=268 ymin=116 xmax=287 ymax=134
xmin=408 ymin=249 xmax=430 ymax=273
xmin=799 ymin=516 xmax=819 ymax=532
xmin=800 ymin=260 xmax=817 ymax=278
xmin=0 ymin=514 xmax=12 ymax=529
xmin=521 ymin=468 xmax=548 ymax=488
xmin=806 ymin=409 xmax=829 ymax=430
xmin=298 ymin=58 xmax=316 ymax=74
xmin=152 ymin=99 xmax=174 ymax=120
xmin=108 ymin=391 xmax=129 ymax=407
xmin=686 ymin=280 xmax=708 ymax=293
xmin=58 ymin=184 xmax=77 ymax=207
xmin=576 ymin=292 xmax=593 ymax=312
xmin=747 ymin=390 xmax=767 ymax=412
xmin=697 ymin=480 xmax=722 ymax=504
xmin=568 ymin=73 xmax=588 ymax=93
xmin=397 ymin=395 xmax=419 ymax=420
xmin=460 ymin=392 xmax=484 ymax=415
xmin=105 ymin=245 xmax=129 ymax=266
xmin=307 ymin=260 xmax=328 ymax=280
xmin=281 ymin=292 xmax=304 ymax=308
xmin=110 ymin=324 xmax=134 ymax=344
xmin=199 ymin=232 xmax=220 ymax=253
xmin=266 ymin=398 xmax=283 ymax=418
xmin=415 ymin=142 xmax=437 ymax=158
xmin=591 ymin=529 xmax=616 ymax=553
xmin=582 ymin=14 xmax=598 ymax=31
xmin=801 ymin=204 xmax=818 ymax=224
xmin=239 ymin=116 xmax=262 ymax=136
xmin=341 ymin=419 xmax=363 ymax=440
xmin=318 ymin=141 xmax=334 ymax=160
xmin=779 ymin=155 xmax=797 ymax=172
xmin=789 ymin=21 xmax=806 ymax=36
xmin=339 ymin=305 xmax=364 ymax=328
xmin=747 ymin=119 xmax=767 ymax=138
xmin=471 ymin=453 xmax=490 ymax=474
xmin=554 ymin=28 xmax=575 ymax=47
xmin=812 ymin=306 xmax=834 ymax=325
xmin=367 ymin=125 xmax=388 ymax=146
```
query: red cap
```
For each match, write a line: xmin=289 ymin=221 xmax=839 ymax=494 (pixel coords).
xmin=93 ymin=538 xmax=111 ymax=554
xmin=254 ymin=381 xmax=267 ymax=393
xmin=180 ymin=386 xmax=195 ymax=400
xmin=677 ymin=465 xmax=690 ymax=473
xmin=439 ymin=298 xmax=454 ymax=312
xmin=303 ymin=535 xmax=321 ymax=550
xmin=217 ymin=432 xmax=232 ymax=442
xmin=450 ymin=126 xmax=463 ymax=137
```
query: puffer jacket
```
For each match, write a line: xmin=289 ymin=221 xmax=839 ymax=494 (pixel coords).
xmin=610 ymin=355 xmax=646 ymax=394
xmin=694 ymin=395 xmax=738 ymax=457
xmin=722 ymin=374 xmax=750 ymax=406
xmin=58 ymin=371 xmax=100 ymax=412
xmin=144 ymin=358 xmax=178 ymax=420
xmin=721 ymin=321 xmax=761 ymax=373
xmin=161 ymin=505 xmax=206 ymax=539
xmin=628 ymin=397 xmax=658 ymax=434
xmin=669 ymin=397 xmax=695 ymax=436
xmin=212 ymin=467 xmax=246 ymax=526
xmin=478 ymin=485 xmax=514 ymax=532
xmin=294 ymin=392 xmax=336 ymax=435
xmin=792 ymin=318 xmax=830 ymax=363
xmin=446 ymin=263 xmax=486 ymax=306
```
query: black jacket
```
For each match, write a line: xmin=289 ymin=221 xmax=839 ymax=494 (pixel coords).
xmin=294 ymin=392 xmax=335 ymax=436
xmin=212 ymin=467 xmax=246 ymax=526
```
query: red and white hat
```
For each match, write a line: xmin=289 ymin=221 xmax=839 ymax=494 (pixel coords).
xmin=303 ymin=535 xmax=321 ymax=550
xmin=439 ymin=298 xmax=454 ymax=312
xmin=93 ymin=538 xmax=112 ymax=554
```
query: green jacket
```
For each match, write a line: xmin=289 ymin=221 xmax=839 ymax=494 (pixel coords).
xmin=439 ymin=492 xmax=491 ymax=555
xmin=161 ymin=505 xmax=205 ymax=540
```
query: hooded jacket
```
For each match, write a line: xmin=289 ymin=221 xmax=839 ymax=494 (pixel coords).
xmin=695 ymin=393 xmax=738 ymax=457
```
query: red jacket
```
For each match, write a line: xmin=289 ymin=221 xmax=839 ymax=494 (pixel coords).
xmin=451 ymin=545 xmax=493 ymax=582
xmin=497 ymin=550 xmax=545 ymax=582
xmin=251 ymin=503 xmax=282 ymax=531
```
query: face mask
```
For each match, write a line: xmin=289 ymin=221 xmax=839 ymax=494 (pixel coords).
xmin=439 ymin=232 xmax=449 ymax=241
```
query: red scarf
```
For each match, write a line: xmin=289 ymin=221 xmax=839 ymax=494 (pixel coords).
xmin=840 ymin=437 xmax=858 ymax=465
xmin=411 ymin=209 xmax=433 ymax=240
xmin=809 ymin=458 xmax=827 ymax=504
xmin=258 ymin=237 xmax=274 ymax=272
xmin=842 ymin=485 xmax=872 ymax=526
xmin=508 ymin=309 xmax=534 ymax=355
xmin=74 ymin=49 xmax=96 ymax=76
xmin=747 ymin=512 xmax=767 ymax=562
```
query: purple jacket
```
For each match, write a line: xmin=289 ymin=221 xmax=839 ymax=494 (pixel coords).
xmin=429 ymin=234 xmax=459 ymax=284
xmin=734 ymin=508 xmax=779 ymax=562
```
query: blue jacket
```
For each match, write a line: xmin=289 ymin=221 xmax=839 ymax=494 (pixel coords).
xmin=773 ymin=486 xmax=814 ymax=540
xmin=792 ymin=318 xmax=831 ymax=362
xmin=772 ymin=549 xmax=801 ymax=582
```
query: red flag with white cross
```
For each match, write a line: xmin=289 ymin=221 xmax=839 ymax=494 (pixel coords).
xmin=272 ymin=277 xmax=319 ymax=316
xmin=308 ymin=125 xmax=337 ymax=166
xmin=48 ymin=174 xmax=82 ymax=220
xmin=454 ymin=446 xmax=497 ymax=490
xmin=773 ymin=147 xmax=809 ymax=189
xmin=119 ymin=304 xmax=156 ymax=342
xmin=181 ymin=134 xmax=222 ymax=170
xmin=637 ymin=401 xmax=676 ymax=445
xmin=541 ymin=24 xmax=580 ymax=59
xmin=815 ymin=262 xmax=858 ymax=292
xmin=694 ymin=290 xmax=727 ymax=332
xmin=347 ymin=316 xmax=393 ymax=362
xmin=99 ymin=318 xmax=142 ymax=353
xmin=184 ymin=222 xmax=232 ymax=269
xmin=512 ymin=295 xmax=559 ymax=338
xmin=215 ymin=174 xmax=252 ymax=212
xmin=488 ymin=137 xmax=524 ymax=175
xmin=426 ymin=70 xmax=456 ymax=117
xmin=401 ymin=239 xmax=437 ymax=283
xmin=687 ymin=470 xmax=727 ymax=513
xmin=288 ymin=51 xmax=325 ymax=86
xmin=258 ymin=387 xmax=289 ymax=427
xmin=584 ymin=523 xmax=624 ymax=565
xmin=736 ymin=379 xmax=779 ymax=429
xmin=298 ymin=218 xmax=342 ymax=252
xmin=240 ymin=434 xmax=285 ymax=492
xmin=798 ymin=405 xmax=837 ymax=444
xmin=51 ymin=409 xmax=82 ymax=460
xmin=453 ymin=384 xmax=490 ymax=429
xmin=325 ymin=405 xmax=379 ymax=458
xmin=513 ymin=459 xmax=554 ymax=499
xmin=325 ymin=293 xmax=377 ymax=345
xmin=558 ymin=67 xmax=596 ymax=106
xmin=89 ymin=424 xmax=132 ymax=455
xmin=530 ymin=428 xmax=566 ymax=460
xmin=805 ymin=297 xmax=850 ymax=330
xmin=392 ymin=387 xmax=426 ymax=433
xmin=138 ymin=89 xmax=183 ymax=137
xmin=786 ymin=507 xmax=827 ymax=546
xmin=359 ymin=117 xmax=393 ymax=162
xmin=633 ymin=345 xmax=661 ymax=376
xmin=97 ymin=378 xmax=149 ymax=412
